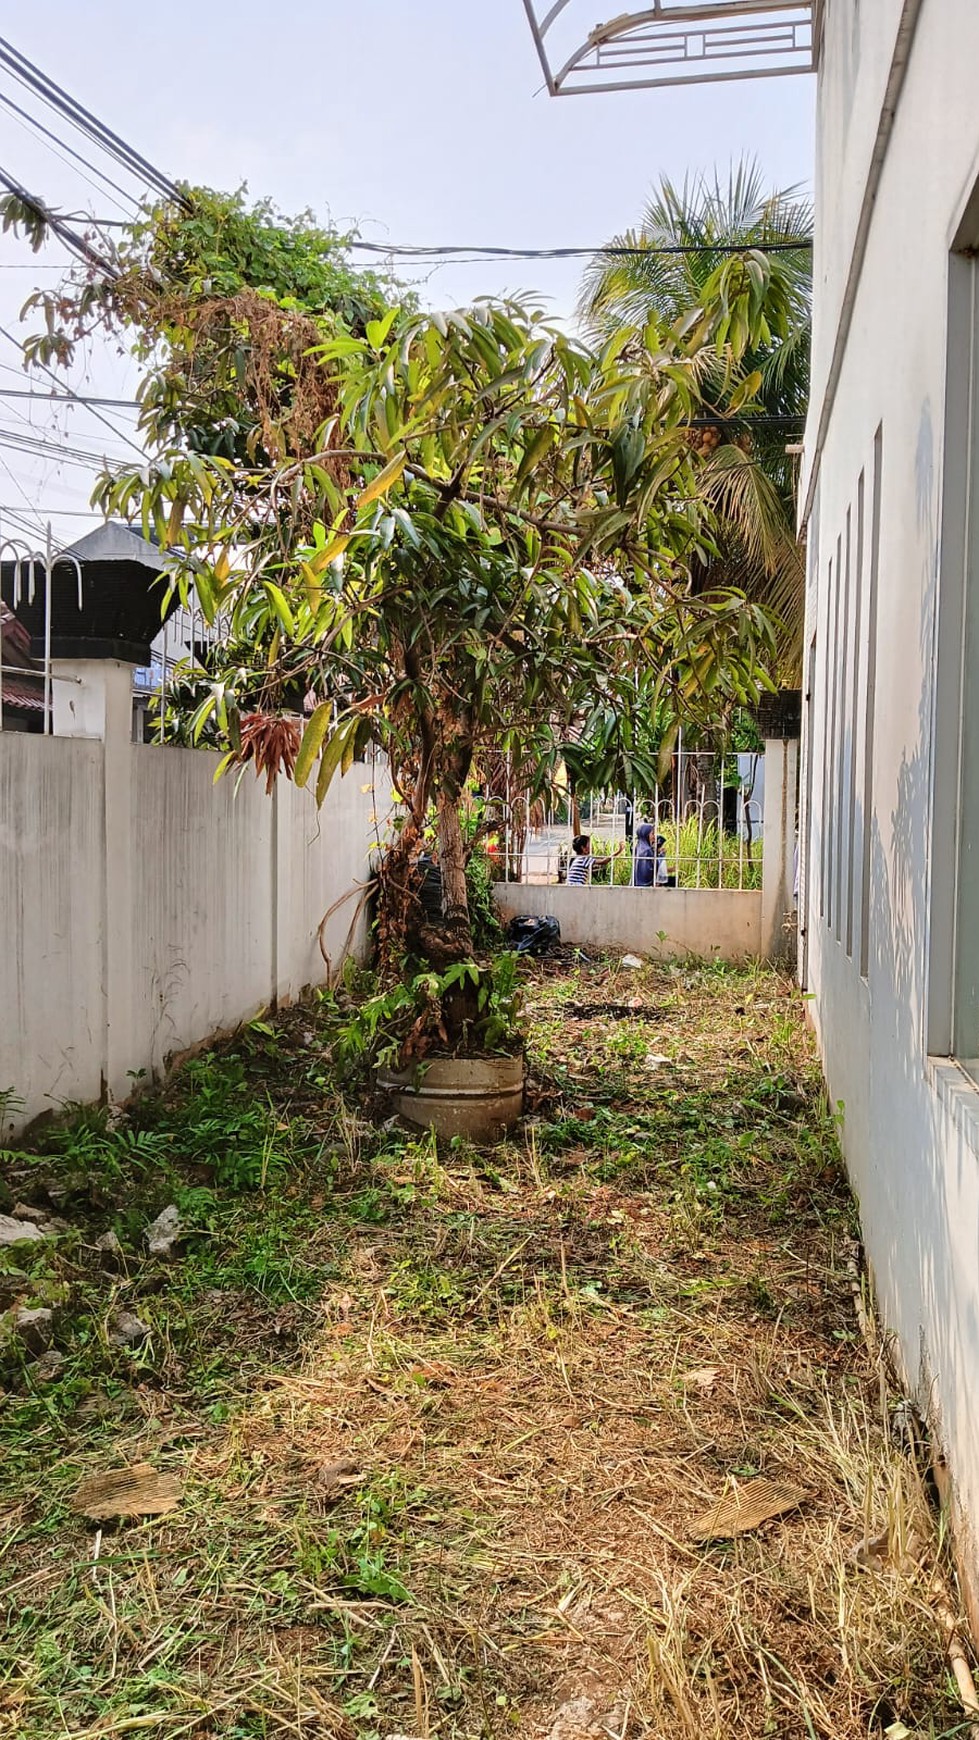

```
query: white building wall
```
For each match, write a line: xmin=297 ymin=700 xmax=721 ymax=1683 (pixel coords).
xmin=0 ymin=733 xmax=387 ymax=1131
xmin=804 ymin=0 xmax=979 ymax=1606
xmin=808 ymin=0 xmax=906 ymax=420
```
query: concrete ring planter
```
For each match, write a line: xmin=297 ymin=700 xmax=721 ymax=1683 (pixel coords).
xmin=377 ymin=1054 xmax=524 ymax=1142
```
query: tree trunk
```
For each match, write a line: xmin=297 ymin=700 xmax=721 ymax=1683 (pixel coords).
xmin=678 ymin=749 xmax=719 ymax=825
xmin=436 ymin=787 xmax=473 ymax=956
xmin=431 ymin=788 xmax=479 ymax=1044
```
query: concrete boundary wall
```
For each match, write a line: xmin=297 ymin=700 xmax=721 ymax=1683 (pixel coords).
xmin=492 ymin=882 xmax=763 ymax=961
xmin=0 ymin=725 xmax=386 ymax=1131
xmin=492 ymin=736 xmax=795 ymax=965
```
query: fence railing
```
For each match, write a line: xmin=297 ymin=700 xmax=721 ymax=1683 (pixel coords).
xmin=491 ymin=753 xmax=764 ymax=891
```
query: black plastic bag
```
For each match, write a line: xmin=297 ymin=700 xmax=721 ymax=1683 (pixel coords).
xmin=506 ymin=914 xmax=561 ymax=956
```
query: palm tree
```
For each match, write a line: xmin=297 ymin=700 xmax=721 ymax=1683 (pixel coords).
xmin=579 ymin=161 xmax=812 ymax=675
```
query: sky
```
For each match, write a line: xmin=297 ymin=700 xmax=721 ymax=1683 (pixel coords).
xmin=0 ymin=1 xmax=815 ymax=541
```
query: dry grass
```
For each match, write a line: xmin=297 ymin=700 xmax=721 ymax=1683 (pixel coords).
xmin=0 ymin=956 xmax=968 ymax=1738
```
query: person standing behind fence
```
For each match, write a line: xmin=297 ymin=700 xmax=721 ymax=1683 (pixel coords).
xmin=567 ymin=833 xmax=611 ymax=885
xmin=634 ymin=822 xmax=676 ymax=887
xmin=655 ymin=833 xmax=676 ymax=887
xmin=633 ymin=822 xmax=656 ymax=887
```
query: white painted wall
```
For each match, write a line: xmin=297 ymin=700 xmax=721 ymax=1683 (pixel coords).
xmin=0 ymin=731 xmax=387 ymax=1130
xmin=0 ymin=735 xmax=105 ymax=1119
xmin=493 ymin=883 xmax=762 ymax=962
xmin=804 ymin=0 xmax=979 ymax=1612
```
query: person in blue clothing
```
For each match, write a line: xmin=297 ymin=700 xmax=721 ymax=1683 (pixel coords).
xmin=634 ymin=822 xmax=675 ymax=887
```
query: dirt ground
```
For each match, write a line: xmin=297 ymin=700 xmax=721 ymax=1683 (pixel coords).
xmin=0 ymin=954 xmax=969 ymax=1738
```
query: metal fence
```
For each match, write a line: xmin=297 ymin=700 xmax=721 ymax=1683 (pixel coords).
xmin=492 ymin=750 xmax=764 ymax=891
xmin=0 ymin=531 xmax=83 ymax=735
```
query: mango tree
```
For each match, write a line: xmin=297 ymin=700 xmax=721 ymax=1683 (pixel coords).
xmin=7 ymin=190 xmax=778 ymax=989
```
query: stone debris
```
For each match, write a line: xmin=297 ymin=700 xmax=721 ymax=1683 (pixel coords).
xmin=108 ymin=1308 xmax=150 ymax=1349
xmin=10 ymin=1204 xmax=48 ymax=1224
xmin=620 ymin=953 xmax=644 ymax=970
xmin=0 ymin=1214 xmax=48 ymax=1247
xmin=94 ymin=1230 xmax=124 ymax=1265
xmin=544 ymin=1680 xmax=627 ymax=1740
xmin=145 ymin=1205 xmax=181 ymax=1259
xmin=33 ymin=1348 xmax=66 ymax=1381
xmin=13 ymin=1306 xmax=54 ymax=1356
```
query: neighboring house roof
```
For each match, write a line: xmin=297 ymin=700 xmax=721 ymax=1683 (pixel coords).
xmin=1 ymin=600 xmax=45 ymax=716
xmin=61 ymin=521 xmax=166 ymax=571
xmin=2 ymin=673 xmax=45 ymax=714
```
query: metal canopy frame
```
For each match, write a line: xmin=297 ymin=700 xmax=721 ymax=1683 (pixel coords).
xmin=523 ymin=1 xmax=817 ymax=95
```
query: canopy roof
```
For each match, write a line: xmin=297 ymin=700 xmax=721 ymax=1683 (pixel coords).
xmin=522 ymin=1 xmax=820 ymax=95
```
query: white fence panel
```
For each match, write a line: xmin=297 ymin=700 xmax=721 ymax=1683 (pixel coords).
xmin=0 ymin=731 xmax=387 ymax=1133
xmin=131 ymin=746 xmax=277 ymax=1082
xmin=0 ymin=737 xmax=105 ymax=1122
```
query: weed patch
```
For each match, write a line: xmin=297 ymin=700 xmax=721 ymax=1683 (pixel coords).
xmin=0 ymin=961 xmax=964 ymax=1739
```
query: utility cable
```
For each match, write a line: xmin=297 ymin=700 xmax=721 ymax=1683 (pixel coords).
xmin=0 ymin=85 xmax=139 ymax=215
xmin=348 ymin=238 xmax=813 ymax=261
xmin=0 ymin=35 xmax=189 ymax=208
xmin=0 ymin=386 xmax=138 ymax=407
xmin=0 ymin=166 xmax=119 ymax=275
xmin=0 ymin=322 xmax=144 ymax=459
xmin=0 ymin=429 xmax=124 ymax=471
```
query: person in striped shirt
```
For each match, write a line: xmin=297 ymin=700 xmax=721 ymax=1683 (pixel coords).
xmin=567 ymin=834 xmax=612 ymax=885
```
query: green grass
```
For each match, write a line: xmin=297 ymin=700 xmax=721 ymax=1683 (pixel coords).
xmin=0 ymin=960 xmax=963 ymax=1740
xmin=591 ymin=819 xmax=763 ymax=889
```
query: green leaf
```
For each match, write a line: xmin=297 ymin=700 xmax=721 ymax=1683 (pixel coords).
xmin=727 ymin=368 xmax=763 ymax=412
xmin=294 ymin=702 xmax=333 ymax=789
xmin=307 ymin=531 xmax=351 ymax=574
xmin=263 ymin=582 xmax=295 ymax=637
xmin=365 ymin=307 xmax=399 ymax=351
xmin=356 ymin=450 xmax=407 ymax=508
xmin=315 ymin=718 xmax=353 ymax=806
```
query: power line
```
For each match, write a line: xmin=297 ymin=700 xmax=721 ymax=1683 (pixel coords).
xmin=0 ymin=423 xmax=133 ymax=459
xmin=0 ymin=84 xmax=139 ymax=216
xmin=0 ymin=503 xmax=108 ymax=515
xmin=0 ymin=34 xmax=189 ymax=209
xmin=0 ymin=167 xmax=119 ymax=275
xmin=0 ymin=387 xmax=139 ymax=407
xmin=348 ymin=238 xmax=813 ymax=261
xmin=0 ymin=504 xmax=47 ymax=542
xmin=0 ymin=322 xmax=144 ymax=458
xmin=0 ymin=427 xmax=124 ymax=471
xmin=0 ymin=452 xmax=46 ymax=534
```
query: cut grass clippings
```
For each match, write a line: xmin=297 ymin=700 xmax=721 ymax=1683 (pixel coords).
xmin=0 ymin=954 xmax=969 ymax=1739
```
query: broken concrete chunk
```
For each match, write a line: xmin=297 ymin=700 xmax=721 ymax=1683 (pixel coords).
xmin=13 ymin=1306 xmax=54 ymax=1356
xmin=33 ymin=1348 xmax=66 ymax=1380
xmin=145 ymin=1205 xmax=181 ymax=1259
xmin=0 ymin=1214 xmax=48 ymax=1247
xmin=108 ymin=1308 xmax=150 ymax=1349
xmin=621 ymin=953 xmax=644 ymax=970
xmin=10 ymin=1204 xmax=49 ymax=1224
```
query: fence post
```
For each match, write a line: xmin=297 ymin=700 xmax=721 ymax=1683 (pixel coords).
xmin=52 ymin=657 xmax=137 ymax=1100
xmin=760 ymin=736 xmax=799 ymax=962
